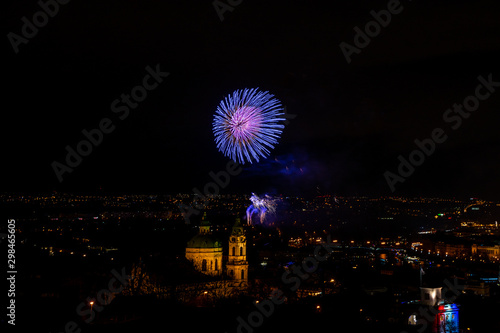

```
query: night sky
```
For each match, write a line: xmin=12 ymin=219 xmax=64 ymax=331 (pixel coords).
xmin=4 ymin=0 xmax=500 ymax=199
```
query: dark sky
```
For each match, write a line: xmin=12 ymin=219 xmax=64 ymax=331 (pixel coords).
xmin=3 ymin=0 xmax=500 ymax=199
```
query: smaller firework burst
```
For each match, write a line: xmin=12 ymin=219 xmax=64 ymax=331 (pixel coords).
xmin=246 ymin=193 xmax=277 ymax=225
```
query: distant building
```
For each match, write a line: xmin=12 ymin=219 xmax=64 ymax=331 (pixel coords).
xmin=434 ymin=242 xmax=470 ymax=257
xmin=420 ymin=287 xmax=442 ymax=306
xmin=465 ymin=281 xmax=490 ymax=296
xmin=436 ymin=303 xmax=459 ymax=333
xmin=471 ymin=244 xmax=500 ymax=260
xmin=185 ymin=214 xmax=248 ymax=281
xmin=405 ymin=287 xmax=459 ymax=333
xmin=421 ymin=287 xmax=459 ymax=333
xmin=226 ymin=218 xmax=248 ymax=281
xmin=185 ymin=213 xmax=223 ymax=276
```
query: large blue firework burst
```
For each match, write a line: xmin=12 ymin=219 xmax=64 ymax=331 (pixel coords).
xmin=213 ymin=88 xmax=285 ymax=164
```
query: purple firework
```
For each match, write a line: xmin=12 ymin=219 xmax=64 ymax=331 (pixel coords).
xmin=213 ymin=88 xmax=285 ymax=164
xmin=246 ymin=193 xmax=277 ymax=225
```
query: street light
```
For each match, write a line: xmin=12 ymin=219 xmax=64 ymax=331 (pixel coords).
xmin=89 ymin=301 xmax=94 ymax=313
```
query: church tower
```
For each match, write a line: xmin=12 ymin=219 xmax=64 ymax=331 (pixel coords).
xmin=226 ymin=218 xmax=248 ymax=281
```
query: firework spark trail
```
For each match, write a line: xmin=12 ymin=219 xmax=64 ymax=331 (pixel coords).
xmin=213 ymin=88 xmax=285 ymax=164
xmin=246 ymin=193 xmax=277 ymax=225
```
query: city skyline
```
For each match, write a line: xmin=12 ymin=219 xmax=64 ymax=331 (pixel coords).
xmin=2 ymin=190 xmax=499 ymax=332
xmin=4 ymin=1 xmax=500 ymax=332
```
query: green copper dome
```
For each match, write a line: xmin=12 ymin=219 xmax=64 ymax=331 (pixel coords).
xmin=186 ymin=213 xmax=222 ymax=248
xmin=187 ymin=234 xmax=222 ymax=248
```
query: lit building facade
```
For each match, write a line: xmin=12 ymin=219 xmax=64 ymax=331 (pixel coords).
xmin=471 ymin=244 xmax=500 ymax=260
xmin=226 ymin=218 xmax=248 ymax=281
xmin=185 ymin=215 xmax=248 ymax=281
xmin=185 ymin=214 xmax=223 ymax=276
xmin=409 ymin=287 xmax=459 ymax=333
xmin=436 ymin=304 xmax=459 ymax=333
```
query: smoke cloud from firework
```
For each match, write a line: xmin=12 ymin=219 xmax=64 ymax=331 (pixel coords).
xmin=239 ymin=151 xmax=335 ymax=195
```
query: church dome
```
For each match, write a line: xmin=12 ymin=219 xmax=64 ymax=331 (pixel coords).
xmin=186 ymin=213 xmax=222 ymax=249
xmin=187 ymin=234 xmax=222 ymax=249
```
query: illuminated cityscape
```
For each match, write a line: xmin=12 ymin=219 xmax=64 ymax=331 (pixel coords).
xmin=4 ymin=1 xmax=500 ymax=332
xmin=2 ymin=192 xmax=499 ymax=332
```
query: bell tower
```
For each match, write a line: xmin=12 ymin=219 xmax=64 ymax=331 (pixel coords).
xmin=226 ymin=218 xmax=248 ymax=281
